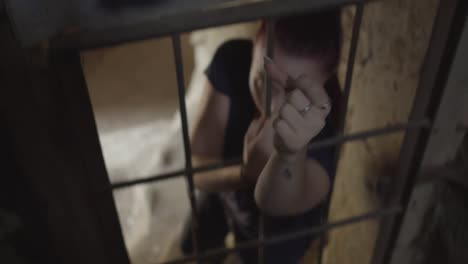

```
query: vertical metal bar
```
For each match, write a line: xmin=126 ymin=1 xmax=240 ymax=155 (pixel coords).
xmin=371 ymin=0 xmax=466 ymax=263
xmin=317 ymin=5 xmax=365 ymax=264
xmin=172 ymin=34 xmax=199 ymax=254
xmin=258 ymin=215 xmax=265 ymax=264
xmin=338 ymin=3 xmax=365 ymax=133
xmin=264 ymin=19 xmax=275 ymax=117
xmin=317 ymin=220 xmax=326 ymax=264
xmin=259 ymin=18 xmax=275 ymax=264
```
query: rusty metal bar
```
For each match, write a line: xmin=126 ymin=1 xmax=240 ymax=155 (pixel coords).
xmin=159 ymin=207 xmax=402 ymax=264
xmin=172 ymin=34 xmax=199 ymax=254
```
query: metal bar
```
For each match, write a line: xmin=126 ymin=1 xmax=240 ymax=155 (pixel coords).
xmin=371 ymin=0 xmax=467 ymax=263
xmin=258 ymin=214 xmax=265 ymax=264
xmin=159 ymin=207 xmax=402 ymax=264
xmin=111 ymin=158 xmax=242 ymax=190
xmin=110 ymin=120 xmax=429 ymax=190
xmin=318 ymin=5 xmax=365 ymax=264
xmin=338 ymin=3 xmax=364 ymax=133
xmin=418 ymin=164 xmax=468 ymax=190
xmin=172 ymin=34 xmax=199 ymax=254
xmin=43 ymin=0 xmax=379 ymax=50
xmin=317 ymin=223 xmax=325 ymax=264
xmin=308 ymin=119 xmax=430 ymax=150
xmin=264 ymin=19 xmax=275 ymax=117
xmin=259 ymin=18 xmax=275 ymax=264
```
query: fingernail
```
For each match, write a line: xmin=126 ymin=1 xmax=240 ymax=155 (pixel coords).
xmin=264 ymin=56 xmax=274 ymax=64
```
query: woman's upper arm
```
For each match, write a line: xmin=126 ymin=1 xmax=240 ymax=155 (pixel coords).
xmin=190 ymin=79 xmax=230 ymax=159
xmin=300 ymin=129 xmax=337 ymax=209
xmin=299 ymin=160 xmax=331 ymax=209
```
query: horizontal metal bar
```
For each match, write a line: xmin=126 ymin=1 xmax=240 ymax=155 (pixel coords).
xmin=110 ymin=119 xmax=429 ymax=190
xmin=42 ymin=0 xmax=378 ymax=50
xmin=111 ymin=158 xmax=242 ymax=190
xmin=418 ymin=163 xmax=468 ymax=190
xmin=158 ymin=206 xmax=402 ymax=264
xmin=308 ymin=119 xmax=430 ymax=150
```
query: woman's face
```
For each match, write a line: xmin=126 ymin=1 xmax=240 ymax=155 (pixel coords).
xmin=249 ymin=37 xmax=328 ymax=115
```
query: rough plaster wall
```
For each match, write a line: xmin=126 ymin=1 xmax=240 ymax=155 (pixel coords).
xmin=324 ymin=1 xmax=438 ymax=263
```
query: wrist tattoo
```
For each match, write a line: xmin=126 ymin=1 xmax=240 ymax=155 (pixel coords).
xmin=283 ymin=168 xmax=292 ymax=179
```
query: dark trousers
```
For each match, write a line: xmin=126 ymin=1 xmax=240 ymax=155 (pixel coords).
xmin=181 ymin=193 xmax=229 ymax=263
xmin=180 ymin=193 xmax=314 ymax=264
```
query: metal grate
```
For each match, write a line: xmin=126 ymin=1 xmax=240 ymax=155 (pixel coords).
xmin=2 ymin=0 xmax=466 ymax=262
xmin=10 ymin=0 xmax=459 ymax=263
xmin=99 ymin=0 xmax=464 ymax=262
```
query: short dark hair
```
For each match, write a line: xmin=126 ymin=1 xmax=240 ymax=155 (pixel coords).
xmin=258 ymin=9 xmax=342 ymax=75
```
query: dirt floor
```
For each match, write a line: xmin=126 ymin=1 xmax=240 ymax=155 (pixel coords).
xmin=81 ymin=1 xmax=439 ymax=263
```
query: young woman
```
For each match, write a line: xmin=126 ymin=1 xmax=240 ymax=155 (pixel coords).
xmin=181 ymin=9 xmax=342 ymax=263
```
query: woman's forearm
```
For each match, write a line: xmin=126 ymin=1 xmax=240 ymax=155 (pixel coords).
xmin=193 ymin=156 xmax=246 ymax=192
xmin=194 ymin=165 xmax=244 ymax=192
xmin=254 ymin=150 xmax=308 ymax=216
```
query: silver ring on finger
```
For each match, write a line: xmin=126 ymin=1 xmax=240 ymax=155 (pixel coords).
xmin=299 ymin=103 xmax=314 ymax=115
xmin=318 ymin=101 xmax=332 ymax=110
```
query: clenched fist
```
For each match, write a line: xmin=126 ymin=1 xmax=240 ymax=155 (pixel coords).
xmin=264 ymin=56 xmax=331 ymax=160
